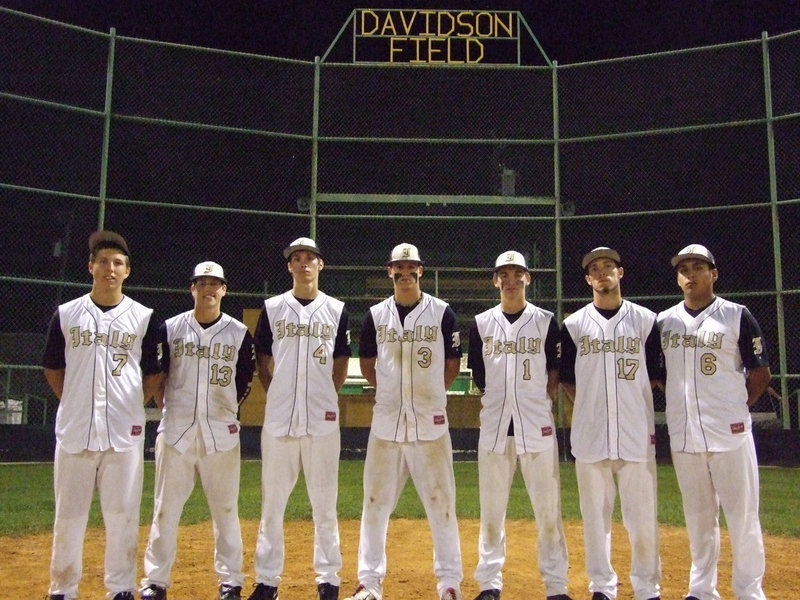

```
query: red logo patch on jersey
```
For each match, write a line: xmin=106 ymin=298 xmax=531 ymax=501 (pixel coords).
xmin=433 ymin=415 xmax=445 ymax=425
xmin=650 ymin=434 xmax=656 ymax=445
xmin=730 ymin=422 xmax=745 ymax=434
xmin=541 ymin=426 xmax=553 ymax=437
xmin=131 ymin=425 xmax=142 ymax=436
xmin=325 ymin=411 xmax=337 ymax=422
xmin=228 ymin=424 xmax=238 ymax=434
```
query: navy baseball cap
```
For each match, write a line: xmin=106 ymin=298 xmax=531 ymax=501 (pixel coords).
xmin=88 ymin=230 xmax=129 ymax=256
xmin=581 ymin=247 xmax=621 ymax=270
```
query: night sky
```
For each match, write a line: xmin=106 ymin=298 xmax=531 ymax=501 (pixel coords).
xmin=3 ymin=0 xmax=800 ymax=64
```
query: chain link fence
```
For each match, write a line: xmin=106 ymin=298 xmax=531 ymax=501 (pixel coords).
xmin=2 ymin=8 xmax=799 ymax=450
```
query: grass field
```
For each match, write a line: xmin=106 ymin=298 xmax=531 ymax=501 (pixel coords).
xmin=2 ymin=460 xmax=799 ymax=538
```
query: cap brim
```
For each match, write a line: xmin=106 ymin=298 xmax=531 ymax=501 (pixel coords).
xmin=581 ymin=250 xmax=621 ymax=269
xmin=283 ymin=245 xmax=322 ymax=259
xmin=670 ymin=253 xmax=715 ymax=267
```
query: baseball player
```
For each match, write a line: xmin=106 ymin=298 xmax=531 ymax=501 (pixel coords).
xmin=41 ymin=230 xmax=161 ymax=600
xmin=468 ymin=251 xmax=572 ymax=600
xmin=657 ymin=244 xmax=771 ymax=600
xmin=344 ymin=243 xmax=464 ymax=600
xmin=140 ymin=261 xmax=255 ymax=600
xmin=248 ymin=237 xmax=351 ymax=600
xmin=559 ymin=247 xmax=662 ymax=600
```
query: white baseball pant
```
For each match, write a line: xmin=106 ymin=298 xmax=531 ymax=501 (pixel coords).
xmin=253 ymin=428 xmax=342 ymax=586
xmin=575 ymin=458 xmax=661 ymax=600
xmin=671 ymin=435 xmax=766 ymax=600
xmin=49 ymin=442 xmax=143 ymax=599
xmin=356 ymin=432 xmax=463 ymax=600
xmin=475 ymin=439 xmax=569 ymax=597
xmin=143 ymin=433 xmax=243 ymax=588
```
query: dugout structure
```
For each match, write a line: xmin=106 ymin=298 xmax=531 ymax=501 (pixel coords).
xmin=1 ymin=8 xmax=800 ymax=460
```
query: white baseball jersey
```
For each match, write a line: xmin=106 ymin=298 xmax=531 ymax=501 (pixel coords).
xmin=158 ymin=311 xmax=252 ymax=453
xmin=367 ymin=293 xmax=457 ymax=442
xmin=657 ymin=296 xmax=768 ymax=453
xmin=472 ymin=304 xmax=557 ymax=454
xmin=562 ymin=301 xmax=657 ymax=462
xmin=52 ymin=293 xmax=154 ymax=453
xmin=262 ymin=291 xmax=346 ymax=437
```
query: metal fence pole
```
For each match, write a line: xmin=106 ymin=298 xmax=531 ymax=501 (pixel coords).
xmin=761 ymin=32 xmax=790 ymax=428
xmin=309 ymin=56 xmax=321 ymax=240
xmin=97 ymin=27 xmax=117 ymax=230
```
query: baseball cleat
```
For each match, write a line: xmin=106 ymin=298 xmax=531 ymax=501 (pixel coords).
xmin=441 ymin=587 xmax=460 ymax=600
xmin=246 ymin=584 xmax=279 ymax=600
xmin=140 ymin=584 xmax=167 ymax=600
xmin=317 ymin=583 xmax=339 ymax=600
xmin=219 ymin=584 xmax=243 ymax=600
xmin=343 ymin=584 xmax=378 ymax=600
xmin=111 ymin=593 xmax=135 ymax=600
xmin=472 ymin=590 xmax=500 ymax=600
xmin=545 ymin=595 xmax=574 ymax=600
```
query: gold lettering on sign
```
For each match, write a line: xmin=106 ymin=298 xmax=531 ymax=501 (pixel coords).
xmin=356 ymin=9 xmax=517 ymax=64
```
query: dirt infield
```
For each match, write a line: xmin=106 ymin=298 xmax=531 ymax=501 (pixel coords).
xmin=6 ymin=518 xmax=797 ymax=599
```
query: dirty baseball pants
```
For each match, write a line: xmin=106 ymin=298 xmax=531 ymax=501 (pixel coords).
xmin=253 ymin=428 xmax=342 ymax=587
xmin=575 ymin=457 xmax=661 ymax=600
xmin=475 ymin=439 xmax=569 ymax=597
xmin=49 ymin=442 xmax=143 ymax=599
xmin=142 ymin=433 xmax=243 ymax=589
xmin=355 ymin=432 xmax=463 ymax=600
xmin=672 ymin=434 xmax=767 ymax=600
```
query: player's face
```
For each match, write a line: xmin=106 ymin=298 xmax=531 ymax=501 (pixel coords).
xmin=287 ymin=250 xmax=323 ymax=282
xmin=89 ymin=248 xmax=130 ymax=291
xmin=493 ymin=266 xmax=530 ymax=295
xmin=191 ymin=277 xmax=226 ymax=308
xmin=388 ymin=261 xmax=423 ymax=289
xmin=676 ymin=259 xmax=717 ymax=301
xmin=584 ymin=258 xmax=623 ymax=294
